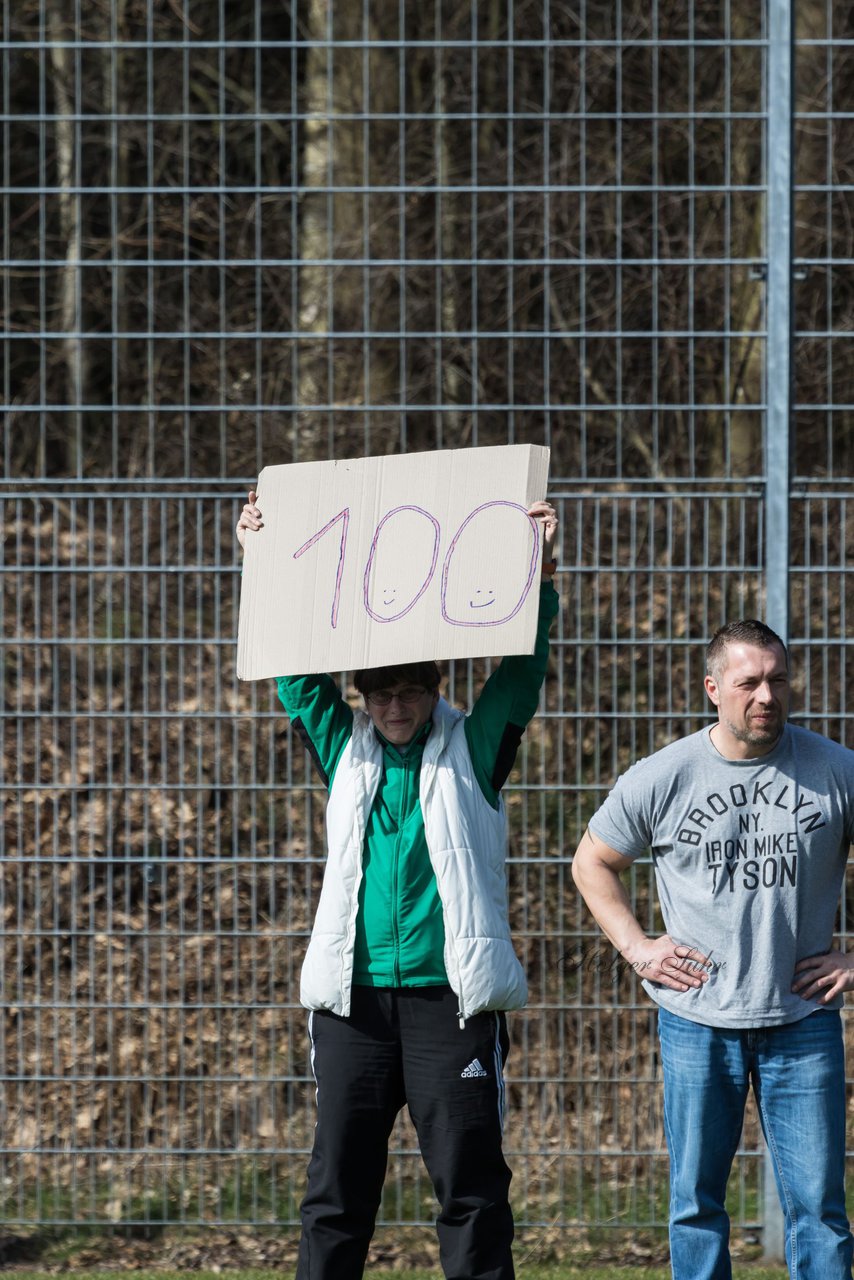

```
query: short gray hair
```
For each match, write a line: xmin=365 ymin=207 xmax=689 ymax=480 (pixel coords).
xmin=705 ymin=620 xmax=787 ymax=683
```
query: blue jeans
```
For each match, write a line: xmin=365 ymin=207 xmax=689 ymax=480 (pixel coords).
xmin=658 ymin=1006 xmax=853 ymax=1280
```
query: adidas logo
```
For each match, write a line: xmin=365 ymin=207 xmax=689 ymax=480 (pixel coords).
xmin=460 ymin=1058 xmax=489 ymax=1079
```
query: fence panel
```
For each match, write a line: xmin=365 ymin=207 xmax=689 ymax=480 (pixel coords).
xmin=1 ymin=0 xmax=853 ymax=1261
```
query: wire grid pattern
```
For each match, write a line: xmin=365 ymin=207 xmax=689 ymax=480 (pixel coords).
xmin=792 ymin=6 xmax=854 ymax=481
xmin=3 ymin=0 xmax=772 ymax=477
xmin=2 ymin=0 xmax=853 ymax=1248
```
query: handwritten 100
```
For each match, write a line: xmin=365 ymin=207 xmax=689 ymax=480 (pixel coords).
xmin=293 ymin=501 xmax=541 ymax=629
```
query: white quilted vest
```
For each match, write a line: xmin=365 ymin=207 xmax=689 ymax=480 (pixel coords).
xmin=299 ymin=697 xmax=528 ymax=1022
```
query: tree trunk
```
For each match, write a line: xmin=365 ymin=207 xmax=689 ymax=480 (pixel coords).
xmin=47 ymin=2 xmax=85 ymax=475
xmin=297 ymin=0 xmax=399 ymax=460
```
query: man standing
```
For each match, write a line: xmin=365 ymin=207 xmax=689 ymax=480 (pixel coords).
xmin=237 ymin=490 xmax=559 ymax=1280
xmin=571 ymin=620 xmax=854 ymax=1280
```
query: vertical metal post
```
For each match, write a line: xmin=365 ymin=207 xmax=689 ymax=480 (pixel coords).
xmin=763 ymin=0 xmax=794 ymax=1262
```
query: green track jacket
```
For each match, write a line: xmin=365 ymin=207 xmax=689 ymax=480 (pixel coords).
xmin=277 ymin=580 xmax=559 ymax=988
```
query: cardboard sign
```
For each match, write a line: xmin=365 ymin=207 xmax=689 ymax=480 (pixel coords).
xmin=236 ymin=444 xmax=551 ymax=678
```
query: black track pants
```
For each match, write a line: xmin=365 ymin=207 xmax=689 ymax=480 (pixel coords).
xmin=295 ymin=984 xmax=515 ymax=1280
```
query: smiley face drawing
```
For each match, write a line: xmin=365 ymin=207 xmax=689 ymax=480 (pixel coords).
xmin=441 ymin=501 xmax=539 ymax=627
xmin=363 ymin=506 xmax=441 ymax=622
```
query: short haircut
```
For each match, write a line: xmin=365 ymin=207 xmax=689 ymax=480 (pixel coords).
xmin=705 ymin=620 xmax=788 ymax=682
xmin=353 ymin=660 xmax=442 ymax=697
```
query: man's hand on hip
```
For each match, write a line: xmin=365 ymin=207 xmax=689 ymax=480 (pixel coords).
xmin=624 ymin=935 xmax=713 ymax=993
xmin=792 ymin=950 xmax=854 ymax=1003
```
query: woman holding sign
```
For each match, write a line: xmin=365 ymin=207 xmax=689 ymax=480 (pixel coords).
xmin=237 ymin=491 xmax=559 ymax=1280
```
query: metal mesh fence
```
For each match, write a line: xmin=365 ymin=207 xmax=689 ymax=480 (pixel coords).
xmin=1 ymin=0 xmax=853 ymax=1257
xmin=793 ymin=6 xmax=854 ymax=482
xmin=4 ymin=0 xmax=776 ymax=481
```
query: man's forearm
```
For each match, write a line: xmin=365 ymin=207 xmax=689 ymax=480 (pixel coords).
xmin=572 ymin=834 xmax=712 ymax=992
xmin=571 ymin=852 xmax=650 ymax=963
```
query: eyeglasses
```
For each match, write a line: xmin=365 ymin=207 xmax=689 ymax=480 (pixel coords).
xmin=365 ymin=685 xmax=429 ymax=707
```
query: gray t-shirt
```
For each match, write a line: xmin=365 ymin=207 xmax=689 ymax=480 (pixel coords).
xmin=589 ymin=723 xmax=854 ymax=1028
